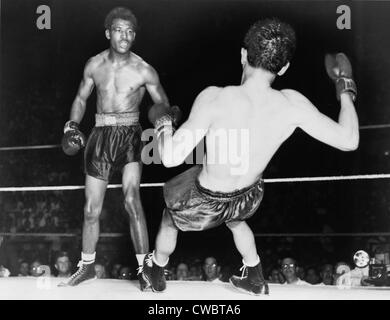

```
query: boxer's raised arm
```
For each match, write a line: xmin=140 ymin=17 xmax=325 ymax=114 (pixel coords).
xmin=150 ymin=86 xmax=219 ymax=167
xmin=283 ymin=89 xmax=359 ymax=151
xmin=69 ymin=59 xmax=95 ymax=124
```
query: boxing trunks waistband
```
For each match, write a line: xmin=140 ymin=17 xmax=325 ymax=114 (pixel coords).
xmin=194 ymin=176 xmax=263 ymax=202
xmin=95 ymin=112 xmax=140 ymax=127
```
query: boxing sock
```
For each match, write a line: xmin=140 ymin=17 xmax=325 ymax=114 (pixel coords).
xmin=243 ymin=255 xmax=260 ymax=267
xmin=81 ymin=252 xmax=96 ymax=265
xmin=136 ymin=254 xmax=146 ymax=267
xmin=152 ymin=251 xmax=169 ymax=267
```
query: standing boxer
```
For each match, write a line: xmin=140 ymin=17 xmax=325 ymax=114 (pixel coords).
xmin=142 ymin=18 xmax=359 ymax=295
xmin=60 ymin=7 xmax=171 ymax=289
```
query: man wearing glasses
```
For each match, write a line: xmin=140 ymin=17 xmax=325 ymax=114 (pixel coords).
xmin=280 ymin=257 xmax=310 ymax=285
xmin=203 ymin=257 xmax=223 ymax=283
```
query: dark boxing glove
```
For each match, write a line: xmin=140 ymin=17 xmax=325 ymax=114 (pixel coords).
xmin=62 ymin=120 xmax=86 ymax=156
xmin=325 ymin=53 xmax=357 ymax=102
xmin=148 ymin=103 xmax=182 ymax=138
xmin=170 ymin=105 xmax=182 ymax=127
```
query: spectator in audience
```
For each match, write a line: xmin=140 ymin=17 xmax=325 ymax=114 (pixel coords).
xmin=280 ymin=257 xmax=310 ymax=285
xmin=94 ymin=263 xmax=107 ymax=279
xmin=188 ymin=264 xmax=203 ymax=281
xmin=187 ymin=259 xmax=203 ymax=281
xmin=118 ymin=266 xmax=132 ymax=280
xmin=296 ymin=266 xmax=306 ymax=280
xmin=0 ymin=265 xmax=10 ymax=277
xmin=203 ymin=257 xmax=223 ymax=283
xmin=54 ymin=251 xmax=72 ymax=278
xmin=175 ymin=263 xmax=189 ymax=281
xmin=268 ymin=267 xmax=285 ymax=284
xmin=18 ymin=261 xmax=29 ymax=277
xmin=110 ymin=263 xmax=122 ymax=279
xmin=305 ymin=267 xmax=320 ymax=284
xmin=30 ymin=260 xmax=44 ymax=277
xmin=319 ymin=264 xmax=334 ymax=285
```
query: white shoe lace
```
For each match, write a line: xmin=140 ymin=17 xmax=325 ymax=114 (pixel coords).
xmin=66 ymin=260 xmax=85 ymax=282
xmin=239 ymin=264 xmax=248 ymax=279
xmin=145 ymin=253 xmax=153 ymax=267
xmin=136 ymin=266 xmax=143 ymax=275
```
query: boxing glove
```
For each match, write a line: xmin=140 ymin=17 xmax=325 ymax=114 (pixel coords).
xmin=325 ymin=53 xmax=357 ymax=102
xmin=62 ymin=120 xmax=86 ymax=156
xmin=148 ymin=103 xmax=182 ymax=138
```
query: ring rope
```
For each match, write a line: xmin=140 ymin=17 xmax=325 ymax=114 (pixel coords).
xmin=359 ymin=123 xmax=390 ymax=130
xmin=1 ymin=123 xmax=390 ymax=151
xmin=1 ymin=232 xmax=390 ymax=238
xmin=0 ymin=144 xmax=61 ymax=151
xmin=1 ymin=173 xmax=390 ymax=192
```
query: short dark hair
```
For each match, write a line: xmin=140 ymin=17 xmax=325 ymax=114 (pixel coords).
xmin=243 ymin=18 xmax=296 ymax=74
xmin=55 ymin=251 xmax=69 ymax=262
xmin=104 ymin=7 xmax=138 ymax=31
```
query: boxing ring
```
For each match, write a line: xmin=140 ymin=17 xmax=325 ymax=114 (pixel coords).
xmin=1 ymin=123 xmax=390 ymax=300
xmin=1 ymin=277 xmax=389 ymax=300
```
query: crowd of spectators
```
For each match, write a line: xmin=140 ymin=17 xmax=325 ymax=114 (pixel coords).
xmin=1 ymin=243 xmax=389 ymax=289
xmin=1 ymin=175 xmax=390 ymax=288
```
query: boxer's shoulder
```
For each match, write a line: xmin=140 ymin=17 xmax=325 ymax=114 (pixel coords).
xmin=194 ymin=86 xmax=223 ymax=106
xmin=280 ymin=88 xmax=315 ymax=111
xmin=280 ymin=89 xmax=321 ymax=125
xmin=280 ymin=88 xmax=305 ymax=102
xmin=85 ymin=50 xmax=108 ymax=72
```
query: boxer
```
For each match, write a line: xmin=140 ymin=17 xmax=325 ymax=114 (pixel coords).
xmin=60 ymin=7 xmax=173 ymax=289
xmin=141 ymin=18 xmax=359 ymax=295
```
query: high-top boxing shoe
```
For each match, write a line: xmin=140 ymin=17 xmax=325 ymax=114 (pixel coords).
xmin=141 ymin=252 xmax=167 ymax=292
xmin=58 ymin=261 xmax=96 ymax=287
xmin=230 ymin=259 xmax=269 ymax=295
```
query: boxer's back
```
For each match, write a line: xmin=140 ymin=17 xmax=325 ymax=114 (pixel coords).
xmin=199 ymin=85 xmax=296 ymax=192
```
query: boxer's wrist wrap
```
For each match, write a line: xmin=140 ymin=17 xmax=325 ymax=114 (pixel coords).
xmin=64 ymin=120 xmax=80 ymax=133
xmin=156 ymin=125 xmax=174 ymax=140
xmin=336 ymin=77 xmax=357 ymax=102
xmin=154 ymin=115 xmax=174 ymax=139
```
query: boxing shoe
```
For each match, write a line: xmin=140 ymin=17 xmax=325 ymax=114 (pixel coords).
xmin=58 ymin=261 xmax=96 ymax=287
xmin=229 ymin=259 xmax=269 ymax=295
xmin=136 ymin=265 xmax=149 ymax=291
xmin=141 ymin=252 xmax=166 ymax=292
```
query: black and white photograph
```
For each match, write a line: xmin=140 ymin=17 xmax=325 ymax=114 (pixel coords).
xmin=1 ymin=0 xmax=390 ymax=307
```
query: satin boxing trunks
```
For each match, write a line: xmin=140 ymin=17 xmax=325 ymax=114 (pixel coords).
xmin=84 ymin=112 xmax=143 ymax=181
xmin=163 ymin=165 xmax=264 ymax=231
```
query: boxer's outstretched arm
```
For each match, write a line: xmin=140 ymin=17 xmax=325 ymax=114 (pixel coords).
xmin=283 ymin=89 xmax=359 ymax=151
xmin=159 ymin=86 xmax=219 ymax=167
xmin=144 ymin=65 xmax=170 ymax=106
xmin=69 ymin=59 xmax=95 ymax=123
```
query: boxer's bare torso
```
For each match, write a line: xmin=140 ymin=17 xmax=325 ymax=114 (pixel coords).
xmin=199 ymin=86 xmax=295 ymax=192
xmin=198 ymin=84 xmax=297 ymax=191
xmin=86 ymin=50 xmax=149 ymax=114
